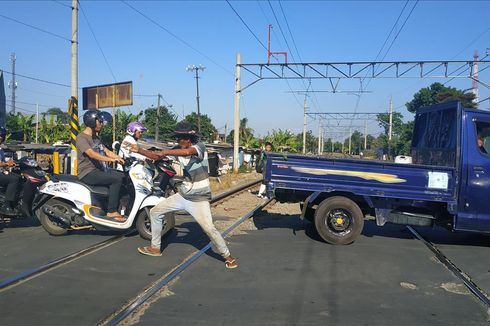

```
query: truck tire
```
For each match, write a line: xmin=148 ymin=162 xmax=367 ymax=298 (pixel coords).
xmin=38 ymin=198 xmax=70 ymax=236
xmin=135 ymin=209 xmax=175 ymax=241
xmin=314 ymin=196 xmax=364 ymax=245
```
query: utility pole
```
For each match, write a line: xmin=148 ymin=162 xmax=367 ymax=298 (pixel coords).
xmin=69 ymin=0 xmax=79 ymax=175
xmin=364 ymin=120 xmax=368 ymax=150
xmin=35 ymin=102 xmax=39 ymax=144
xmin=388 ymin=97 xmax=393 ymax=159
xmin=317 ymin=124 xmax=322 ymax=154
xmin=224 ymin=123 xmax=227 ymax=143
xmin=348 ymin=127 xmax=352 ymax=154
xmin=187 ymin=64 xmax=205 ymax=133
xmin=302 ymin=94 xmax=308 ymax=154
xmin=9 ymin=53 xmax=16 ymax=113
xmin=233 ymin=54 xmax=241 ymax=174
xmin=155 ymin=93 xmax=161 ymax=141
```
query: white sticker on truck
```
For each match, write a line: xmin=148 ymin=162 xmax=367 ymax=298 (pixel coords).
xmin=428 ymin=172 xmax=449 ymax=189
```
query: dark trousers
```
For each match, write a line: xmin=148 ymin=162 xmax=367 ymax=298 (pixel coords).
xmin=0 ymin=172 xmax=21 ymax=203
xmin=81 ymin=169 xmax=124 ymax=213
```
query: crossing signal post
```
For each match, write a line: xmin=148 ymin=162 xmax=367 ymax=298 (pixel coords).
xmin=68 ymin=96 xmax=79 ymax=175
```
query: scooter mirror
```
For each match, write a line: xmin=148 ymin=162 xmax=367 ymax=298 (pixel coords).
xmin=112 ymin=141 xmax=121 ymax=155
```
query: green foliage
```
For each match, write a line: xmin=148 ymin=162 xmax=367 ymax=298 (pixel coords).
xmin=264 ymin=129 xmax=299 ymax=153
xmin=295 ymin=130 xmax=318 ymax=153
xmin=405 ymin=82 xmax=477 ymax=113
xmin=226 ymin=118 xmax=259 ymax=148
xmin=376 ymin=111 xmax=405 ymax=137
xmin=99 ymin=109 xmax=144 ymax=146
xmin=46 ymin=107 xmax=70 ymax=124
xmin=142 ymin=106 xmax=177 ymax=141
xmin=184 ymin=112 xmax=217 ymax=142
xmin=7 ymin=112 xmax=34 ymax=142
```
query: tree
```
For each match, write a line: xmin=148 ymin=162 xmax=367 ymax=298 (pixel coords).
xmin=226 ymin=118 xmax=256 ymax=147
xmin=295 ymin=130 xmax=318 ymax=153
xmin=265 ymin=129 xmax=299 ymax=153
xmin=405 ymin=82 xmax=476 ymax=113
xmin=184 ymin=112 xmax=217 ymax=142
xmin=376 ymin=111 xmax=405 ymax=137
xmin=99 ymin=109 xmax=144 ymax=146
xmin=142 ymin=106 xmax=178 ymax=141
xmin=46 ymin=107 xmax=70 ymax=124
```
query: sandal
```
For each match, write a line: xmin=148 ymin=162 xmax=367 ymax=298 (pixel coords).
xmin=106 ymin=213 xmax=126 ymax=222
xmin=138 ymin=246 xmax=162 ymax=257
xmin=225 ymin=258 xmax=238 ymax=269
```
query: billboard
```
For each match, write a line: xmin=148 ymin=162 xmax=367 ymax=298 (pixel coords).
xmin=82 ymin=81 xmax=132 ymax=110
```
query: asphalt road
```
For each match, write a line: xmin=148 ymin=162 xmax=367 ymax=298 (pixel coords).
xmin=0 ymin=209 xmax=489 ymax=325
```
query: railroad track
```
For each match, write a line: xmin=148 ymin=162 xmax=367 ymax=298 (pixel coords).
xmin=407 ymin=226 xmax=490 ymax=310
xmin=0 ymin=179 xmax=262 ymax=293
xmin=101 ymin=197 xmax=276 ymax=326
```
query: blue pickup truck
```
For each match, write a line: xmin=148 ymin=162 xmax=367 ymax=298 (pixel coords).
xmin=264 ymin=101 xmax=490 ymax=244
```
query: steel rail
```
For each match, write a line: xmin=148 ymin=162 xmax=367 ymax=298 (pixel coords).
xmin=0 ymin=230 xmax=135 ymax=292
xmin=0 ymin=179 xmax=262 ymax=292
xmin=407 ymin=226 xmax=490 ymax=309
xmin=102 ymin=198 xmax=274 ymax=326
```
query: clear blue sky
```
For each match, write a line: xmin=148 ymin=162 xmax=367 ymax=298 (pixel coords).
xmin=1 ymin=1 xmax=489 ymax=140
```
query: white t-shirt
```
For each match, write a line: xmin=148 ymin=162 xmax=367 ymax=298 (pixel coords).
xmin=117 ymin=135 xmax=146 ymax=171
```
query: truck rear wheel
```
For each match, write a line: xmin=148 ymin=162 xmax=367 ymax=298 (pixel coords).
xmin=314 ymin=196 xmax=364 ymax=245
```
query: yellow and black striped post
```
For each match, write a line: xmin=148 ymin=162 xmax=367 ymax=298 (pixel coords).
xmin=68 ymin=96 xmax=79 ymax=175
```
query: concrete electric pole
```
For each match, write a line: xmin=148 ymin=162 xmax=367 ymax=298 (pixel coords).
xmin=70 ymin=0 xmax=79 ymax=175
xmin=187 ymin=64 xmax=205 ymax=133
xmin=155 ymin=93 xmax=161 ymax=141
xmin=9 ymin=53 xmax=16 ymax=113
xmin=302 ymin=94 xmax=308 ymax=154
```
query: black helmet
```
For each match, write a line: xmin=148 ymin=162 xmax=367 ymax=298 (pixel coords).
xmin=0 ymin=126 xmax=7 ymax=138
xmin=83 ymin=110 xmax=112 ymax=129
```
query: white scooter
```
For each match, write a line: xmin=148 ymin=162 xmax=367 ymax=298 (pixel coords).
xmin=35 ymin=148 xmax=177 ymax=239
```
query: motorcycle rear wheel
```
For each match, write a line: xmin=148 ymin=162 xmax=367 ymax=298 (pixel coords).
xmin=38 ymin=198 xmax=71 ymax=236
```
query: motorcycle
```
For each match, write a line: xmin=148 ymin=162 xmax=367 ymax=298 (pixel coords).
xmin=35 ymin=148 xmax=180 ymax=239
xmin=0 ymin=156 xmax=48 ymax=221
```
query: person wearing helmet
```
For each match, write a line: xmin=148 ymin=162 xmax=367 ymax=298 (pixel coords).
xmin=129 ymin=121 xmax=238 ymax=269
xmin=0 ymin=127 xmax=21 ymax=216
xmin=116 ymin=121 xmax=147 ymax=170
xmin=76 ymin=110 xmax=126 ymax=221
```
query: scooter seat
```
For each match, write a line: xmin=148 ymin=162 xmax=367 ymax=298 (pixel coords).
xmin=51 ymin=174 xmax=110 ymax=196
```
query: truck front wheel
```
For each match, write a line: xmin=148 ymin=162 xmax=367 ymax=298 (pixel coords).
xmin=314 ymin=196 xmax=364 ymax=245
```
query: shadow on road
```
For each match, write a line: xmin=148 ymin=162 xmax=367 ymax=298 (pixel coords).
xmin=251 ymin=211 xmax=490 ymax=247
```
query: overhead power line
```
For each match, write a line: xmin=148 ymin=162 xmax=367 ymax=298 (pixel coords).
xmin=122 ymin=1 xmax=233 ymax=76
xmin=364 ymin=0 xmax=419 ymax=90
xmin=52 ymin=0 xmax=73 ymax=9
xmin=226 ymin=0 xmax=267 ymax=51
xmin=0 ymin=13 xmax=72 ymax=42
xmin=1 ymin=69 xmax=71 ymax=88
xmin=79 ymin=1 xmax=117 ymax=82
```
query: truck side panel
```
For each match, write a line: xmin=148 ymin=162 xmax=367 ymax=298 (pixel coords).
xmin=266 ymin=154 xmax=456 ymax=204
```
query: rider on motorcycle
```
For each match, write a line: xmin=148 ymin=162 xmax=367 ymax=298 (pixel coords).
xmin=117 ymin=121 xmax=147 ymax=170
xmin=0 ymin=127 xmax=21 ymax=216
xmin=76 ymin=110 xmax=125 ymax=222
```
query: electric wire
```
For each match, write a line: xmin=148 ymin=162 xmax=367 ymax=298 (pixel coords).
xmin=365 ymin=0 xmax=419 ymax=89
xmin=0 ymin=13 xmax=72 ymax=43
xmin=52 ymin=0 xmax=73 ymax=9
xmin=1 ymin=69 xmax=71 ymax=88
xmin=226 ymin=0 xmax=267 ymax=51
xmin=121 ymin=0 xmax=233 ymax=76
xmin=17 ymin=86 xmax=66 ymax=98
xmin=79 ymin=1 xmax=118 ymax=82
xmin=277 ymin=1 xmax=322 ymax=114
